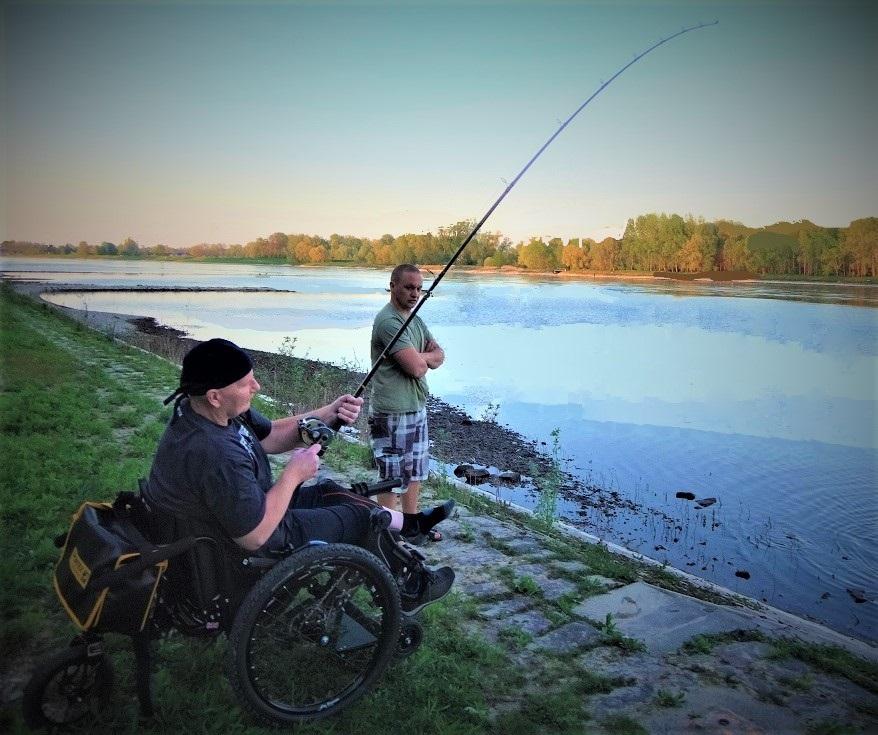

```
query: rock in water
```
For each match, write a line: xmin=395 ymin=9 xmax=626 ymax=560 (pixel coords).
xmin=453 ymin=464 xmax=475 ymax=477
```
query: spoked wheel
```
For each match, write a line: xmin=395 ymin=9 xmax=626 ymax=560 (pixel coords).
xmin=22 ymin=644 xmax=114 ymax=730
xmin=395 ymin=618 xmax=424 ymax=659
xmin=227 ymin=544 xmax=401 ymax=726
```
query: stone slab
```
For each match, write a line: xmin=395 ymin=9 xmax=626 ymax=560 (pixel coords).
xmin=478 ymin=596 xmax=534 ymax=621
xmin=459 ymin=579 xmax=509 ymax=599
xmin=573 ymin=582 xmax=762 ymax=654
xmin=531 ymin=622 xmax=602 ymax=653
xmin=551 ymin=559 xmax=589 ymax=574
xmin=463 ymin=516 xmax=520 ymax=540
xmin=503 ymin=610 xmax=553 ymax=636
xmin=503 ymin=537 xmax=550 ymax=556
xmin=536 ymin=576 xmax=579 ymax=602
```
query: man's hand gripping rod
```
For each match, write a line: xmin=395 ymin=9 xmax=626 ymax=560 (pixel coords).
xmin=352 ymin=20 xmax=717 ymax=400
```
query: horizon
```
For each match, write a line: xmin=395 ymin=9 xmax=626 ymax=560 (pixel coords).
xmin=4 ymin=212 xmax=870 ymax=252
xmin=3 ymin=1 xmax=876 ymax=248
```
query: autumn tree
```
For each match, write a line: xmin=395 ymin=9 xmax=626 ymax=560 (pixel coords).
xmin=845 ymin=217 xmax=878 ymax=276
xmin=244 ymin=237 xmax=269 ymax=258
xmin=267 ymin=232 xmax=289 ymax=258
xmin=591 ymin=237 xmax=620 ymax=271
xmin=118 ymin=237 xmax=140 ymax=257
xmin=516 ymin=238 xmax=558 ymax=271
xmin=561 ymin=238 xmax=590 ymax=271
xmin=797 ymin=228 xmax=835 ymax=276
xmin=723 ymin=236 xmax=751 ymax=271
xmin=286 ymin=234 xmax=328 ymax=264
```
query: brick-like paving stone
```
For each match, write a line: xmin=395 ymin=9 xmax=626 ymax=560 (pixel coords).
xmin=532 ymin=622 xmax=603 ymax=652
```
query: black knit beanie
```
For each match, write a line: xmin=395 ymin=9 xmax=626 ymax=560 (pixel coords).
xmin=163 ymin=338 xmax=253 ymax=405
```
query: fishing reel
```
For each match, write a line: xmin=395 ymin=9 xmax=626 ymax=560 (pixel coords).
xmin=297 ymin=417 xmax=335 ymax=456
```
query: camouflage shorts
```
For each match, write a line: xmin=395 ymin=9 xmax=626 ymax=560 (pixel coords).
xmin=368 ymin=409 xmax=429 ymax=491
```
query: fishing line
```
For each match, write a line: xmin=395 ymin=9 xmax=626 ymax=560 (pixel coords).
xmin=354 ymin=20 xmax=718 ymax=399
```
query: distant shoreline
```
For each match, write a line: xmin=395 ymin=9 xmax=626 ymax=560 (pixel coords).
xmin=3 ymin=254 xmax=876 ymax=286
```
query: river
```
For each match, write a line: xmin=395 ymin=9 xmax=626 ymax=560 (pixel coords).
xmin=3 ymin=256 xmax=876 ymax=643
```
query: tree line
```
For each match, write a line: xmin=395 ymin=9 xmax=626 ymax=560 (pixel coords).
xmin=3 ymin=214 xmax=876 ymax=278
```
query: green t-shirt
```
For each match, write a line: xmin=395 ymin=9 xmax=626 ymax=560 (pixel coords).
xmin=370 ymin=302 xmax=434 ymax=413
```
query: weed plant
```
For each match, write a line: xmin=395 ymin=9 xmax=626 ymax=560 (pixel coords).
xmin=534 ymin=427 xmax=562 ymax=527
xmin=601 ymin=713 xmax=649 ymax=735
xmin=479 ymin=401 xmax=500 ymax=423
xmin=653 ymin=689 xmax=686 ymax=707
xmin=600 ymin=613 xmax=647 ymax=654
xmin=767 ymin=637 xmax=878 ymax=694
xmin=498 ymin=626 xmax=534 ymax=651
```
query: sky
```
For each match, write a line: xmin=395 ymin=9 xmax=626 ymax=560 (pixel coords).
xmin=2 ymin=0 xmax=876 ymax=249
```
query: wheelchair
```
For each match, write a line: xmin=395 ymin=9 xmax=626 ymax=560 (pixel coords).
xmin=23 ymin=478 xmax=431 ymax=730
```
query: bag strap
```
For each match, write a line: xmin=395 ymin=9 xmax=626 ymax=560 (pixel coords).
xmin=91 ymin=535 xmax=197 ymax=590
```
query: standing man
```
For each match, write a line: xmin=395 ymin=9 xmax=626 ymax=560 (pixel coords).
xmin=369 ymin=263 xmax=448 ymax=542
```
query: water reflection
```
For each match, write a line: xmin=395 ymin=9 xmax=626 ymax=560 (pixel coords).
xmin=41 ymin=285 xmax=876 ymax=449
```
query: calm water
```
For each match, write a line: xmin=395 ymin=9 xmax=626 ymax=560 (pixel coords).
xmin=4 ymin=257 xmax=876 ymax=642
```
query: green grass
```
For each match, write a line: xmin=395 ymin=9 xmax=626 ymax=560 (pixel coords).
xmin=494 ymin=689 xmax=588 ymax=734
xmin=599 ymin=614 xmax=646 ymax=654
xmin=498 ymin=626 xmax=534 ymax=651
xmin=454 ymin=521 xmax=476 ymax=543
xmin=653 ymin=689 xmax=686 ymax=707
xmin=679 ymin=629 xmax=878 ymax=696
xmin=680 ymin=629 xmax=765 ymax=655
xmin=0 ymin=288 xmax=178 ymax=656
xmin=806 ymin=723 xmax=861 ymax=735
xmin=601 ymin=713 xmax=648 ymax=735
xmin=506 ymin=573 xmax=541 ymax=598
xmin=777 ymin=672 xmax=814 ymax=692
xmin=767 ymin=638 xmax=878 ymax=695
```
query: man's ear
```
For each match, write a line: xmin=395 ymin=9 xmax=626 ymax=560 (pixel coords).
xmin=204 ymin=388 xmax=223 ymax=408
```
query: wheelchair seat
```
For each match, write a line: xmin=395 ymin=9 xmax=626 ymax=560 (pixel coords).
xmin=135 ymin=487 xmax=262 ymax=636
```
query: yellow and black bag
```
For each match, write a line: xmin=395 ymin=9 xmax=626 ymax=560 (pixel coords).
xmin=53 ymin=495 xmax=190 ymax=634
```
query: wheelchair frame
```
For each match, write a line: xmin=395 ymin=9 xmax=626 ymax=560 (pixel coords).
xmin=23 ymin=482 xmax=428 ymax=729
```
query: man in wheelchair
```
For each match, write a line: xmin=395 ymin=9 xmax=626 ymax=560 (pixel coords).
xmin=146 ymin=337 xmax=455 ymax=615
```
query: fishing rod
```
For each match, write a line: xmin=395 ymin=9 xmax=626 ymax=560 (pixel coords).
xmin=353 ymin=20 xmax=718 ymax=399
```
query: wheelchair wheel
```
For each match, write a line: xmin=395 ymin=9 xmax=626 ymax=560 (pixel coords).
xmin=22 ymin=644 xmax=114 ymax=730
xmin=227 ymin=543 xmax=401 ymax=726
xmin=395 ymin=618 xmax=424 ymax=659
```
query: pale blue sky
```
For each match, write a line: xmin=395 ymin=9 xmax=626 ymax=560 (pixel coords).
xmin=3 ymin=0 xmax=876 ymax=248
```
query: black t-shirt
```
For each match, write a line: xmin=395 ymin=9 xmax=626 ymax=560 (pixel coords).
xmin=145 ymin=400 xmax=274 ymax=539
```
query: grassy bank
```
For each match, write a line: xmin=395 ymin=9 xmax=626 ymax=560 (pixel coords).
xmin=0 ymin=286 xmax=522 ymax=734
